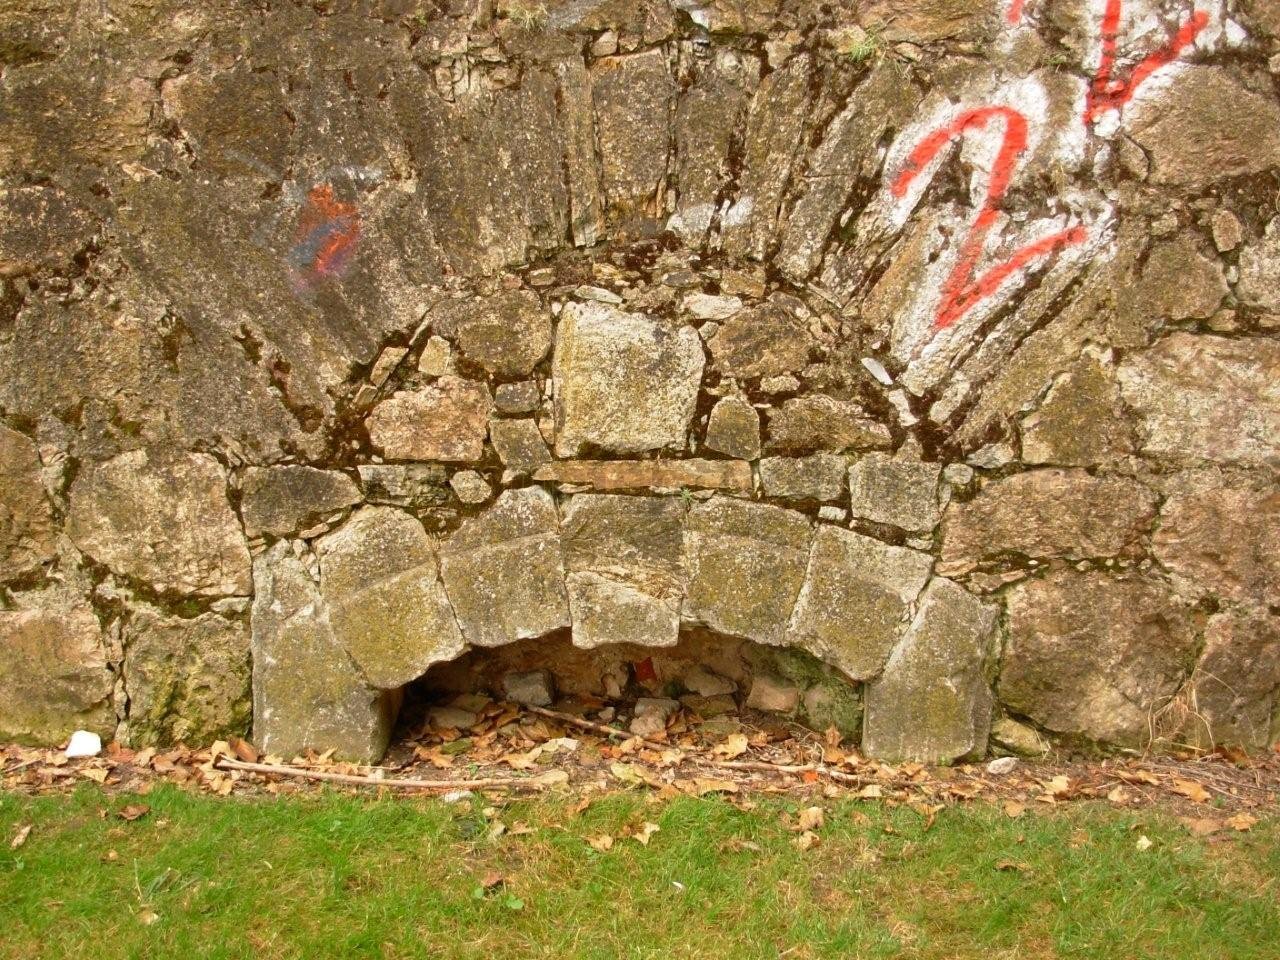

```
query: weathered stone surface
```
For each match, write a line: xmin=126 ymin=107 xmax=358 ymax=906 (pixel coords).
xmin=251 ymin=542 xmax=397 ymax=762
xmin=368 ymin=377 xmax=494 ymax=463
xmin=67 ymin=450 xmax=250 ymax=597
xmin=1117 ymin=333 xmax=1280 ymax=466
xmin=439 ymin=487 xmax=570 ymax=647
xmin=788 ymin=527 xmax=933 ymax=680
xmin=240 ymin=466 xmax=361 ymax=539
xmin=562 ymin=495 xmax=685 ymax=649
xmin=317 ymin=507 xmax=464 ymax=689
xmin=1111 ymin=234 xmax=1228 ymax=345
xmin=0 ymin=184 xmax=96 ymax=276
xmin=494 ymin=380 xmax=541 ymax=414
xmin=591 ymin=49 xmax=675 ymax=220
xmin=1152 ymin=470 xmax=1280 ymax=604
xmin=1021 ymin=355 xmax=1133 ymax=466
xmin=434 ymin=290 xmax=551 ymax=377
xmin=533 ymin=459 xmax=752 ymax=492
xmin=990 ymin=716 xmax=1050 ymax=758
xmin=766 ymin=396 xmax=892 ymax=454
xmin=0 ymin=606 xmax=114 ymax=746
xmin=706 ymin=300 xmax=811 ymax=380
xmin=449 ymin=470 xmax=492 ymax=505
xmin=847 ymin=454 xmax=942 ymax=532
xmin=357 ymin=464 xmax=451 ymax=510
xmin=1180 ymin=608 xmax=1280 ymax=751
xmin=1128 ymin=67 xmax=1280 ymax=187
xmin=760 ymin=454 xmax=846 ymax=502
xmin=999 ymin=571 xmax=1198 ymax=747
xmin=801 ymin=680 xmax=863 ymax=741
xmin=683 ymin=497 xmax=811 ymax=645
xmin=490 ymin=418 xmax=551 ymax=472
xmin=862 ymin=0 xmax=998 ymax=42
xmin=746 ymin=675 xmax=801 ymax=713
xmin=553 ymin=302 xmax=704 ymax=456
xmin=722 ymin=55 xmax=812 ymax=260
xmin=1238 ymin=222 xmax=1280 ymax=313
xmin=941 ymin=469 xmax=1156 ymax=564
xmin=863 ymin=577 xmax=997 ymax=764
xmin=0 ymin=425 xmax=56 ymax=582
xmin=704 ymin=396 xmax=761 ymax=461
xmin=123 ymin=605 xmax=249 ymax=748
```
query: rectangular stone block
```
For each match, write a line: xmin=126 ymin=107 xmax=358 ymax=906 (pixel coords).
xmin=533 ymin=458 xmax=751 ymax=493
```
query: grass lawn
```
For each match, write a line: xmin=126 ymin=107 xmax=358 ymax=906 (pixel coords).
xmin=1 ymin=785 xmax=1277 ymax=960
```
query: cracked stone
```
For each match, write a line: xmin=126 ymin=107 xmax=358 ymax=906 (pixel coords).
xmin=368 ymin=376 xmax=494 ymax=463
xmin=0 ymin=424 xmax=56 ymax=583
xmin=863 ymin=577 xmax=997 ymax=764
xmin=847 ymin=454 xmax=942 ymax=533
xmin=489 ymin=418 xmax=551 ymax=472
xmin=67 ymin=449 xmax=250 ymax=597
xmin=704 ymin=396 xmax=762 ymax=461
xmin=759 ymin=454 xmax=846 ymax=502
xmin=552 ymin=301 xmax=704 ymax=457
xmin=239 ymin=465 xmax=362 ymax=539
xmin=433 ymin=290 xmax=551 ymax=377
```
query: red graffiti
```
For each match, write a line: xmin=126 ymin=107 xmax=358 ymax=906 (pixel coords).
xmin=288 ymin=183 xmax=361 ymax=290
xmin=891 ymin=107 xmax=1087 ymax=333
xmin=1007 ymin=0 xmax=1027 ymax=25
xmin=1084 ymin=0 xmax=1208 ymax=123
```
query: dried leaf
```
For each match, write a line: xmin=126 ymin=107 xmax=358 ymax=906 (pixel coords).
xmin=587 ymin=834 xmax=615 ymax=852
xmin=1106 ymin=786 xmax=1130 ymax=804
xmin=230 ymin=738 xmax=259 ymax=763
xmin=856 ymin=784 xmax=882 ymax=800
xmin=480 ymin=871 xmax=505 ymax=889
xmin=692 ymin=778 xmax=738 ymax=796
xmin=117 ymin=803 xmax=151 ymax=822
xmin=1181 ymin=817 xmax=1221 ymax=837
xmin=1172 ymin=779 xmax=1212 ymax=804
xmin=630 ymin=822 xmax=660 ymax=846
xmin=793 ymin=830 xmax=820 ymax=851
xmin=1043 ymin=775 xmax=1072 ymax=798
xmin=797 ymin=806 xmax=825 ymax=831
xmin=533 ymin=769 xmax=569 ymax=788
xmin=1003 ymin=800 xmax=1026 ymax=819
xmin=1225 ymin=813 xmax=1258 ymax=832
xmin=1118 ymin=769 xmax=1160 ymax=786
xmin=137 ymin=909 xmax=160 ymax=926
xmin=1135 ymin=835 xmax=1154 ymax=851
xmin=995 ymin=860 xmax=1029 ymax=872
xmin=10 ymin=824 xmax=32 ymax=849
xmin=713 ymin=734 xmax=749 ymax=760
xmin=80 ymin=767 xmax=108 ymax=784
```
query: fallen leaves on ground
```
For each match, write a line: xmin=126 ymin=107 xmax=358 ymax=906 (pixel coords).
xmin=10 ymin=824 xmax=32 ymax=849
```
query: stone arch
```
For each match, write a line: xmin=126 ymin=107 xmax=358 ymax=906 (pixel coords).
xmin=251 ymin=488 xmax=998 ymax=764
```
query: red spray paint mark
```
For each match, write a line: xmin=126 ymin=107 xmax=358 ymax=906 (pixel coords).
xmin=1084 ymin=0 xmax=1208 ymax=123
xmin=1007 ymin=0 xmax=1027 ymax=25
xmin=288 ymin=183 xmax=361 ymax=290
xmin=892 ymin=107 xmax=1087 ymax=333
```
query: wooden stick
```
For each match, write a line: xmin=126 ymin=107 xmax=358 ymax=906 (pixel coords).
xmin=706 ymin=759 xmax=876 ymax=786
xmin=522 ymin=704 xmax=669 ymax=747
xmin=214 ymin=757 xmax=549 ymax=792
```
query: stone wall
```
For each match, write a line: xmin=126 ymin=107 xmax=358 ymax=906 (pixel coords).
xmin=2 ymin=0 xmax=1278 ymax=762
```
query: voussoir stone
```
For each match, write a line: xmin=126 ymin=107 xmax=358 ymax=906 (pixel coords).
xmin=561 ymin=494 xmax=686 ymax=649
xmin=787 ymin=526 xmax=933 ymax=680
xmin=1180 ymin=607 xmax=1280 ymax=751
xmin=367 ymin=376 xmax=494 ymax=462
xmin=239 ymin=465 xmax=362 ymax=538
xmin=0 ymin=605 xmax=115 ymax=746
xmin=862 ymin=577 xmax=997 ymax=764
xmin=317 ymin=506 xmax=464 ymax=690
xmin=1117 ymin=333 xmax=1280 ymax=466
xmin=704 ymin=396 xmax=761 ymax=461
xmin=552 ymin=301 xmax=704 ymax=457
xmin=67 ymin=449 xmax=250 ymax=597
xmin=123 ymin=604 xmax=250 ymax=748
xmin=683 ymin=496 xmax=811 ymax=646
xmin=439 ymin=487 xmax=569 ymax=647
xmin=1152 ymin=469 xmax=1280 ymax=604
xmin=0 ymin=424 xmax=56 ymax=582
xmin=999 ymin=570 xmax=1198 ymax=747
xmin=941 ymin=469 xmax=1156 ymax=565
xmin=251 ymin=542 xmax=398 ymax=762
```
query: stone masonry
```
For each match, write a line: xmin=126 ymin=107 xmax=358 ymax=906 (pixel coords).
xmin=1 ymin=0 xmax=1278 ymax=762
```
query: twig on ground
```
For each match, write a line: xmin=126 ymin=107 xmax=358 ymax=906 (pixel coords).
xmin=214 ymin=757 xmax=550 ymax=792
xmin=705 ymin=759 xmax=876 ymax=786
xmin=522 ymin=704 xmax=668 ymax=747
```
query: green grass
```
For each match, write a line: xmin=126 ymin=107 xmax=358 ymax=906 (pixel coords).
xmin=2 ymin=785 xmax=1278 ymax=959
